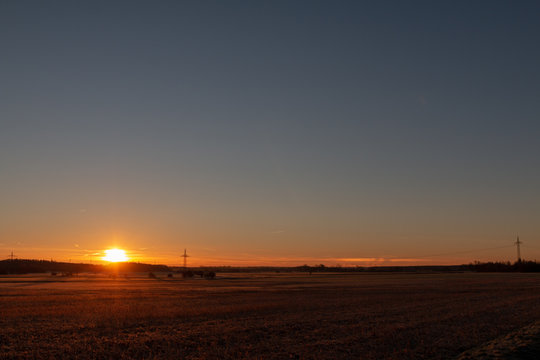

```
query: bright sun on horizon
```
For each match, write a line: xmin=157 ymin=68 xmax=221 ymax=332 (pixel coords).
xmin=102 ymin=249 xmax=129 ymax=263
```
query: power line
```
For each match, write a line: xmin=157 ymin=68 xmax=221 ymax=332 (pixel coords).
xmin=521 ymin=244 xmax=540 ymax=250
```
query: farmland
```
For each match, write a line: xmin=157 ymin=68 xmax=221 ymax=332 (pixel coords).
xmin=1 ymin=272 xmax=540 ymax=359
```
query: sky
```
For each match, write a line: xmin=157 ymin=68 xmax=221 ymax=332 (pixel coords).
xmin=1 ymin=0 xmax=540 ymax=266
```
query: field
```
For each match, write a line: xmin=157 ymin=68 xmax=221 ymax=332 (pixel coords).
xmin=1 ymin=272 xmax=540 ymax=359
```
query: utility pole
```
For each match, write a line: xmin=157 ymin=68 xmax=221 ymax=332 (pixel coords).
xmin=515 ymin=236 xmax=522 ymax=262
xmin=9 ymin=251 xmax=15 ymax=261
xmin=181 ymin=249 xmax=189 ymax=269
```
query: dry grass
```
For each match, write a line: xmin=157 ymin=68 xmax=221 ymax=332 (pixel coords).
xmin=1 ymin=272 xmax=540 ymax=359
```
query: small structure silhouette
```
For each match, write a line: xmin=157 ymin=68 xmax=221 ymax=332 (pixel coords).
xmin=182 ymin=270 xmax=194 ymax=278
xmin=204 ymin=271 xmax=216 ymax=279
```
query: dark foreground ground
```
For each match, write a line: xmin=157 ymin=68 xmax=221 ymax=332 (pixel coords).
xmin=1 ymin=272 xmax=540 ymax=359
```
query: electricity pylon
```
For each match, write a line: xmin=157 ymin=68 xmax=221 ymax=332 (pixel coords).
xmin=515 ymin=236 xmax=522 ymax=262
xmin=181 ymin=249 xmax=189 ymax=269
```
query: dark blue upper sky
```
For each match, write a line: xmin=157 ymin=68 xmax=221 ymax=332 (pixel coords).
xmin=1 ymin=1 xmax=539 ymax=264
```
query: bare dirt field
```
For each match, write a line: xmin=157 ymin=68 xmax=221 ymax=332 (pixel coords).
xmin=1 ymin=272 xmax=540 ymax=359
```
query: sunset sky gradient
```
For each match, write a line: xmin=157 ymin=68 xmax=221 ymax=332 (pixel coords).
xmin=1 ymin=1 xmax=540 ymax=266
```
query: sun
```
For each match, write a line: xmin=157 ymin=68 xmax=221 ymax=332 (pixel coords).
xmin=102 ymin=248 xmax=128 ymax=262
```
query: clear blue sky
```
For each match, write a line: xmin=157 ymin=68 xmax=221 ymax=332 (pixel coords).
xmin=1 ymin=1 xmax=539 ymax=265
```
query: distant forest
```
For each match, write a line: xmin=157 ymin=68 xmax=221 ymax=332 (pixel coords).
xmin=0 ymin=259 xmax=170 ymax=275
xmin=1 ymin=259 xmax=540 ymax=275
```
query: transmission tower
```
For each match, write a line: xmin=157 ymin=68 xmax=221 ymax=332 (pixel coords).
xmin=181 ymin=249 xmax=189 ymax=269
xmin=515 ymin=236 xmax=522 ymax=262
xmin=9 ymin=251 xmax=16 ymax=261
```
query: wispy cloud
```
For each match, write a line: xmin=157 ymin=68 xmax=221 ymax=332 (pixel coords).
xmin=336 ymin=258 xmax=429 ymax=263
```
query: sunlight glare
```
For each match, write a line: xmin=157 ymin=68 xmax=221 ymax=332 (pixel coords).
xmin=102 ymin=248 xmax=128 ymax=262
